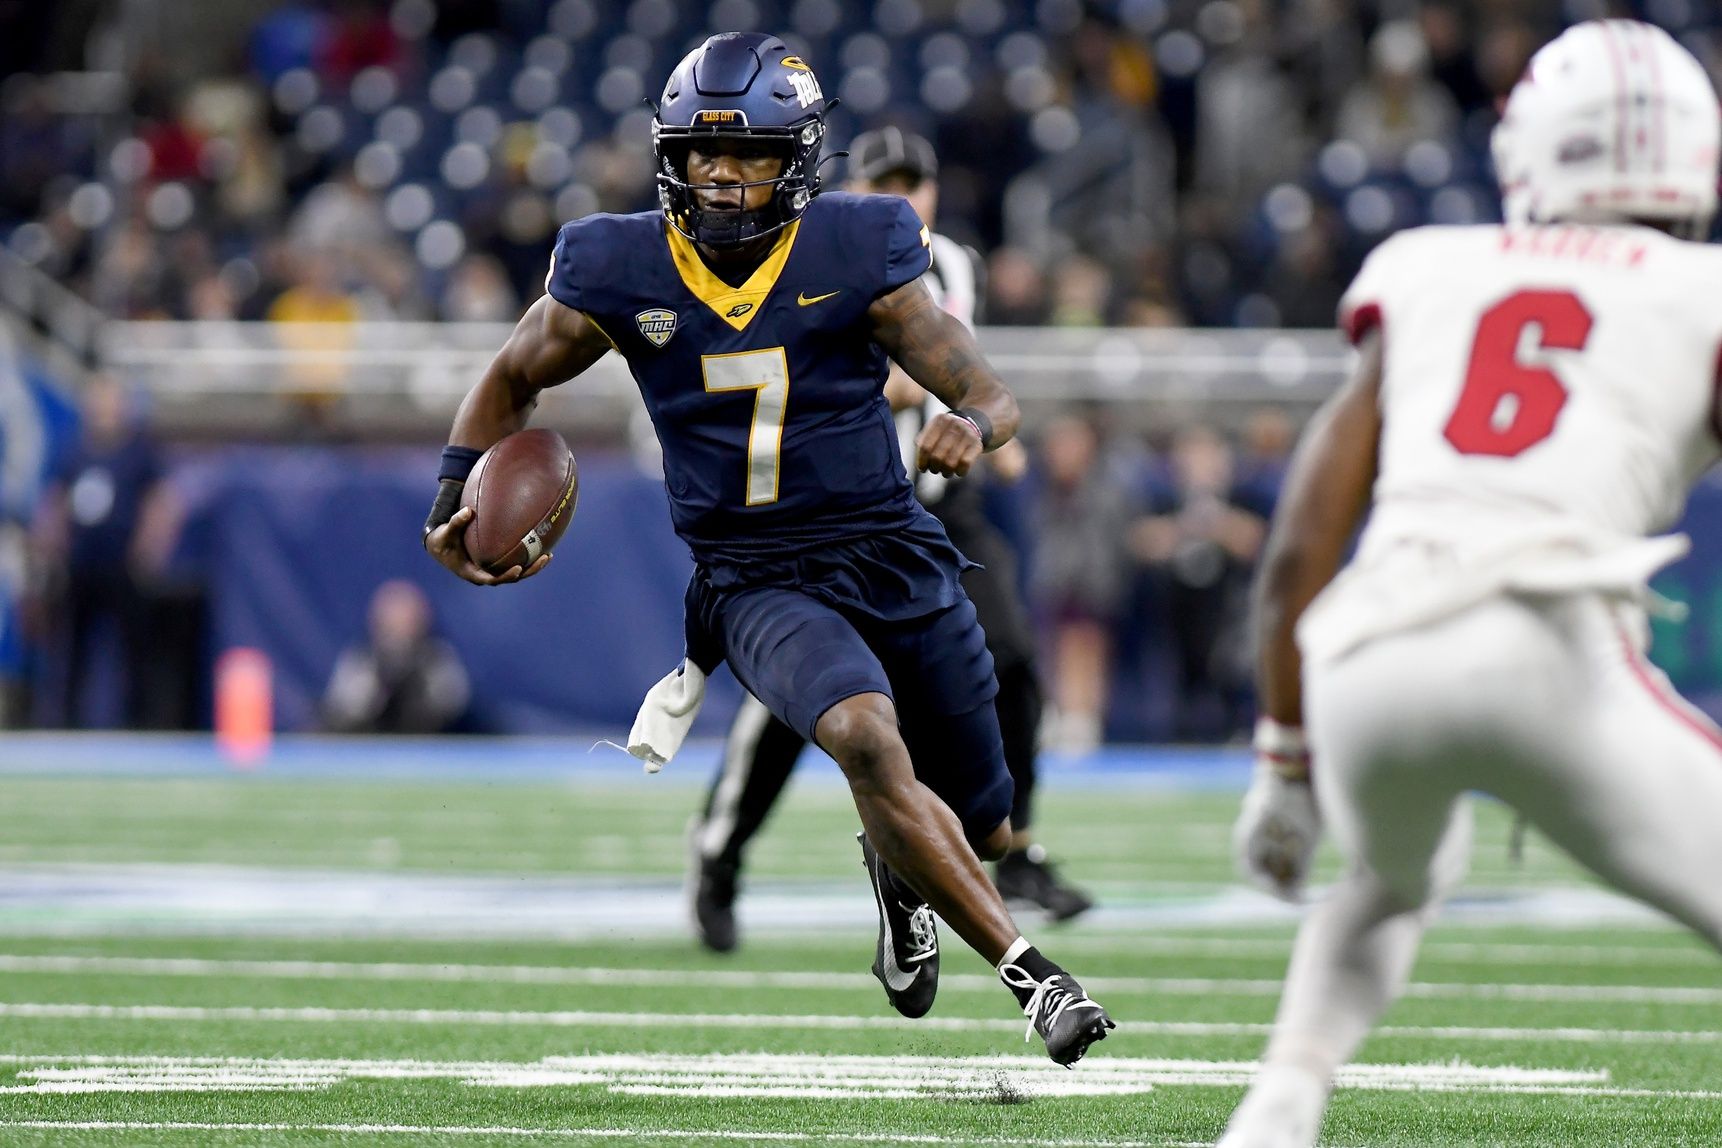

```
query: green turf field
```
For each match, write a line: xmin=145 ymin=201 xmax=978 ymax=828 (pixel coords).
xmin=2 ymin=762 xmax=1720 ymax=1146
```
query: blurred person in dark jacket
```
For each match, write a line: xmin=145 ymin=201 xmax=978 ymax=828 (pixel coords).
xmin=1132 ymin=424 xmax=1266 ymax=741
xmin=1032 ymin=414 xmax=1137 ymax=751
xmin=31 ymin=373 xmax=180 ymax=728
xmin=322 ymin=579 xmax=470 ymax=734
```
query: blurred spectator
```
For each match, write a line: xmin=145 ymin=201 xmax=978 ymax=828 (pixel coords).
xmin=248 ymin=3 xmax=330 ymax=83
xmin=1419 ymin=2 xmax=1492 ymax=117
xmin=1232 ymin=406 xmax=1296 ymax=520
xmin=985 ymin=247 xmax=1050 ymax=326
xmin=1335 ymin=21 xmax=1460 ymax=167
xmin=1048 ymin=254 xmax=1111 ymax=328
xmin=1131 ymin=424 xmax=1265 ymax=741
xmin=30 ymin=374 xmax=180 ymax=728
xmin=441 ymin=253 xmax=519 ymax=322
xmin=137 ymin=90 xmax=205 ymax=185
xmin=1031 ymin=414 xmax=1137 ymax=752
xmin=1007 ymin=16 xmax=1176 ymax=271
xmin=0 ymin=77 xmax=68 ymax=223
xmin=0 ymin=333 xmax=77 ymax=727
xmin=289 ymin=164 xmax=387 ymax=261
xmin=1475 ymin=19 xmax=1541 ymax=109
xmin=267 ymin=250 xmax=362 ymax=433
xmin=322 ymin=579 xmax=470 ymax=734
xmin=185 ymin=80 xmax=287 ymax=229
xmin=355 ymin=244 xmax=434 ymax=320
xmin=1261 ymin=209 xmax=1348 ymax=329
xmin=1193 ymin=0 xmax=1308 ymax=215
xmin=267 ymin=249 xmax=362 ymax=326
xmin=319 ymin=0 xmax=401 ymax=85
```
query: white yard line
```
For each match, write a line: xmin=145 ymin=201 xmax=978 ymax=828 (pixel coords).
xmin=0 ymin=1123 xmax=1195 ymax=1147
xmin=2 ymin=1000 xmax=1718 ymax=1044
xmin=0 ymin=1052 xmax=1697 ymax=1103
xmin=3 ymin=953 xmax=1718 ymax=1006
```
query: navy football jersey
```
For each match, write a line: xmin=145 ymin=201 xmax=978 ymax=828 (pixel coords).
xmin=547 ymin=192 xmax=940 ymax=571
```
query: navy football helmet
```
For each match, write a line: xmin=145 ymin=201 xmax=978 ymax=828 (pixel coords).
xmin=653 ymin=32 xmax=829 ymax=247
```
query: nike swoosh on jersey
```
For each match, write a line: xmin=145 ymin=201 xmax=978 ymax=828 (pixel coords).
xmin=797 ymin=290 xmax=841 ymax=306
xmin=871 ymin=863 xmax=926 ymax=991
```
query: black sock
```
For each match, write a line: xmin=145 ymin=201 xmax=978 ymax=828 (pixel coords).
xmin=999 ymin=944 xmax=1063 ymax=1008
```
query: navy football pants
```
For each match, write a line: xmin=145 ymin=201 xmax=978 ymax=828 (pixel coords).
xmin=696 ymin=581 xmax=1013 ymax=841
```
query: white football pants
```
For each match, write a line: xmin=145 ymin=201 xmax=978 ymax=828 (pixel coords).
xmin=1261 ymin=589 xmax=1722 ymax=1088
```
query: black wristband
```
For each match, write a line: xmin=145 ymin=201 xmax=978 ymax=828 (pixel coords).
xmin=438 ymin=445 xmax=484 ymax=483
xmin=423 ymin=479 xmax=465 ymax=548
xmin=952 ymin=407 xmax=995 ymax=450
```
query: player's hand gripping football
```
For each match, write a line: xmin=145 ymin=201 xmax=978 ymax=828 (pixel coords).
xmin=424 ymin=506 xmax=551 ymax=587
xmin=1233 ymin=719 xmax=1322 ymax=902
xmin=916 ymin=411 xmax=986 ymax=477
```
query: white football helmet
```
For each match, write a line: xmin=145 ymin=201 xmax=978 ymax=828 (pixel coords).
xmin=1493 ymin=20 xmax=1721 ymax=237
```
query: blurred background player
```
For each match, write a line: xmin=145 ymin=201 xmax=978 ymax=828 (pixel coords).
xmin=423 ymin=35 xmax=1112 ymax=1066
xmin=686 ymin=128 xmax=1093 ymax=955
xmin=1223 ymin=20 xmax=1722 ymax=1148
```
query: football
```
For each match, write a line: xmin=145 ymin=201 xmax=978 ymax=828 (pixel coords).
xmin=458 ymin=428 xmax=579 ymax=574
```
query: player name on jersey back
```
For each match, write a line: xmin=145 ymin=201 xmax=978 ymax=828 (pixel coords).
xmin=1497 ymin=226 xmax=1650 ymax=267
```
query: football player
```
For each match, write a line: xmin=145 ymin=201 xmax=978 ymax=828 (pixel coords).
xmin=1222 ymin=20 xmax=1722 ymax=1146
xmin=423 ymin=33 xmax=1112 ymax=1066
xmin=686 ymin=127 xmax=1094 ymax=956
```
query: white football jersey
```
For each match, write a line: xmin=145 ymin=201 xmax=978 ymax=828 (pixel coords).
xmin=1301 ymin=223 xmax=1722 ymax=663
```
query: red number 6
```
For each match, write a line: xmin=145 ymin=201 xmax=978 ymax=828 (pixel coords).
xmin=1444 ymin=290 xmax=1593 ymax=457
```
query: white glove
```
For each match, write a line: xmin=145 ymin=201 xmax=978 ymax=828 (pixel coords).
xmin=1233 ymin=719 xmax=1321 ymax=902
xmin=626 ymin=659 xmax=707 ymax=773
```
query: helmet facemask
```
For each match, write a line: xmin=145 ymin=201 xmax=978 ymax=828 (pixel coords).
xmin=654 ymin=121 xmax=823 ymax=247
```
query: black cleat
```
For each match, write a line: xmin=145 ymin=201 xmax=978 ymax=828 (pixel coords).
xmin=995 ymin=845 xmax=1095 ymax=923
xmin=858 ymin=832 xmax=939 ymax=1018
xmin=999 ymin=962 xmax=1115 ymax=1067
xmin=686 ymin=818 xmax=738 ymax=954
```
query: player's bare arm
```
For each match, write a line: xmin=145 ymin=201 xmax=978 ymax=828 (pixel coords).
xmin=1253 ymin=332 xmax=1383 ymax=728
xmin=425 ymin=296 xmax=610 ymax=586
xmin=1233 ymin=333 xmax=1381 ymax=900
xmin=868 ymin=278 xmax=1020 ymax=478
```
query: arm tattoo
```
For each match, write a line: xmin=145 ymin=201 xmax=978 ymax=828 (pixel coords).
xmin=870 ymin=281 xmax=996 ymax=411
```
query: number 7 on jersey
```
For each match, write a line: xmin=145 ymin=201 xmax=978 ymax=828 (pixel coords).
xmin=703 ymin=347 xmax=790 ymax=506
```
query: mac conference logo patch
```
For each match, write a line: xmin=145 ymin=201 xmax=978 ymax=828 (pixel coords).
xmin=636 ymin=308 xmax=677 ymax=348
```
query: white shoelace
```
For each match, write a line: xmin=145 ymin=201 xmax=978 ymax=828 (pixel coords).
xmin=903 ymin=903 xmax=937 ymax=962
xmin=998 ymin=963 xmax=1092 ymax=1043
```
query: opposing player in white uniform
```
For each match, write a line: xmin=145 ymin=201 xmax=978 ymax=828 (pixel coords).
xmin=1222 ymin=20 xmax=1722 ymax=1148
